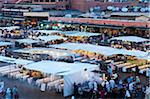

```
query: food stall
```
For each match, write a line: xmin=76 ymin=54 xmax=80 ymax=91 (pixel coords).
xmin=0 ymin=41 xmax=14 ymax=55
xmin=50 ymin=43 xmax=149 ymax=58
xmin=0 ymin=26 xmax=20 ymax=31
xmin=36 ymin=35 xmax=67 ymax=45
xmin=0 ymin=55 xmax=34 ymax=65
xmin=15 ymin=39 xmax=42 ymax=48
xmin=52 ymin=31 xmax=101 ymax=44
xmin=50 ymin=43 xmax=150 ymax=75
xmin=24 ymin=60 xmax=98 ymax=97
xmin=0 ymin=26 xmax=26 ymax=39
xmin=32 ymin=30 xmax=62 ymax=36
xmin=109 ymin=36 xmax=150 ymax=51
xmin=13 ymin=47 xmax=76 ymax=62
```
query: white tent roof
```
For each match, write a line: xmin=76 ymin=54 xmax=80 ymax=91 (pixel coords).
xmin=110 ymin=36 xmax=149 ymax=42
xmin=50 ymin=43 xmax=149 ymax=58
xmin=0 ymin=55 xmax=33 ymax=65
xmin=61 ymin=31 xmax=100 ymax=37
xmin=33 ymin=30 xmax=62 ymax=34
xmin=37 ymin=35 xmax=67 ymax=42
xmin=13 ymin=48 xmax=75 ymax=58
xmin=140 ymin=53 xmax=150 ymax=61
xmin=0 ymin=26 xmax=20 ymax=31
xmin=15 ymin=39 xmax=41 ymax=44
xmin=24 ymin=60 xmax=98 ymax=75
xmin=0 ymin=42 xmax=13 ymax=46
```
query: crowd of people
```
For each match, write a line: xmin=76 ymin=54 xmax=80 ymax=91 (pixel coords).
xmin=0 ymin=80 xmax=19 ymax=99
xmin=72 ymin=63 xmax=149 ymax=99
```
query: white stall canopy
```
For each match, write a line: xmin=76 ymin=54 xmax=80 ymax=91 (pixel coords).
xmin=60 ymin=31 xmax=100 ymax=37
xmin=110 ymin=36 xmax=149 ymax=43
xmin=0 ymin=42 xmax=13 ymax=47
xmin=33 ymin=30 xmax=62 ymax=35
xmin=0 ymin=26 xmax=20 ymax=31
xmin=24 ymin=60 xmax=98 ymax=75
xmin=13 ymin=47 xmax=75 ymax=58
xmin=15 ymin=39 xmax=41 ymax=44
xmin=37 ymin=35 xmax=67 ymax=42
xmin=50 ymin=43 xmax=149 ymax=59
xmin=24 ymin=60 xmax=98 ymax=97
xmin=0 ymin=55 xmax=33 ymax=65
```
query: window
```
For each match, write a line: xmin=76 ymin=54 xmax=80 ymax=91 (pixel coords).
xmin=40 ymin=0 xmax=43 ymax=2
xmin=34 ymin=0 xmax=38 ymax=2
xmin=46 ymin=0 xmax=49 ymax=2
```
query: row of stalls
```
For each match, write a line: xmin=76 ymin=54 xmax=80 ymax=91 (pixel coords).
xmin=0 ymin=26 xmax=23 ymax=39
xmin=109 ymin=36 xmax=150 ymax=52
xmin=49 ymin=43 xmax=150 ymax=76
xmin=33 ymin=30 xmax=102 ymax=44
xmin=15 ymin=39 xmax=42 ymax=48
xmin=12 ymin=47 xmax=76 ymax=62
xmin=0 ymin=41 xmax=14 ymax=56
xmin=0 ymin=55 xmax=99 ymax=97
xmin=10 ymin=30 xmax=102 ymax=49
xmin=0 ymin=41 xmax=13 ymax=49
xmin=52 ymin=31 xmax=102 ymax=44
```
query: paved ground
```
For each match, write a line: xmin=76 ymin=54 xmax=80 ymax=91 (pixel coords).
xmin=0 ymin=76 xmax=64 ymax=99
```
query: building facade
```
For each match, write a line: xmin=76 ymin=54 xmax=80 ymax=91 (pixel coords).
xmin=32 ymin=0 xmax=70 ymax=10
xmin=1 ymin=0 xmax=149 ymax=12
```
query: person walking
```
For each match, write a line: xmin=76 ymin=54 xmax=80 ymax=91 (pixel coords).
xmin=0 ymin=80 xmax=4 ymax=94
xmin=109 ymin=79 xmax=115 ymax=89
xmin=5 ymin=88 xmax=11 ymax=99
xmin=12 ymin=86 xmax=19 ymax=99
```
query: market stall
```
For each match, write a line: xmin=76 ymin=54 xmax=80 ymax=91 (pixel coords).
xmin=50 ymin=43 xmax=150 ymax=74
xmin=0 ymin=26 xmax=23 ymax=38
xmin=36 ymin=35 xmax=67 ymax=45
xmin=0 ymin=41 xmax=14 ymax=55
xmin=15 ymin=39 xmax=42 ymax=48
xmin=50 ymin=43 xmax=149 ymax=59
xmin=109 ymin=36 xmax=150 ymax=51
xmin=24 ymin=60 xmax=98 ymax=97
xmin=53 ymin=31 xmax=101 ymax=44
xmin=13 ymin=47 xmax=76 ymax=62
xmin=0 ymin=41 xmax=13 ymax=48
xmin=0 ymin=26 xmax=20 ymax=31
xmin=0 ymin=55 xmax=34 ymax=78
xmin=33 ymin=30 xmax=62 ymax=35
xmin=0 ymin=55 xmax=34 ymax=65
